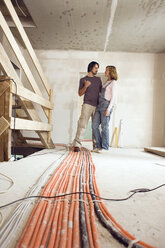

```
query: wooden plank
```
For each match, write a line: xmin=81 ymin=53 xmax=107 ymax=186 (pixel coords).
xmin=144 ymin=147 xmax=165 ymax=157
xmin=0 ymin=44 xmax=54 ymax=149
xmin=11 ymin=81 xmax=53 ymax=109
xmin=4 ymin=83 xmax=12 ymax=160
xmin=0 ymin=62 xmax=6 ymax=74
xmin=17 ymin=99 xmax=55 ymax=148
xmin=0 ymin=80 xmax=10 ymax=97
xmin=12 ymin=130 xmax=27 ymax=146
xmin=0 ymin=81 xmax=12 ymax=161
xmin=0 ymin=44 xmax=24 ymax=86
xmin=0 ymin=91 xmax=5 ymax=161
xmin=11 ymin=117 xmax=53 ymax=131
xmin=3 ymin=0 xmax=51 ymax=95
xmin=0 ymin=132 xmax=5 ymax=161
xmin=0 ymin=116 xmax=10 ymax=136
xmin=0 ymin=11 xmax=42 ymax=96
xmin=48 ymin=89 xmax=52 ymax=142
xmin=0 ymin=42 xmax=52 ymax=117
xmin=24 ymin=137 xmax=41 ymax=141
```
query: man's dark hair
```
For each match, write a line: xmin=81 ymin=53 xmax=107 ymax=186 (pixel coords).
xmin=87 ymin=61 xmax=99 ymax=72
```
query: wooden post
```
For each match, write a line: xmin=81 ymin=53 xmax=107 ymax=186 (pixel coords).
xmin=0 ymin=76 xmax=12 ymax=161
xmin=115 ymin=127 xmax=118 ymax=148
xmin=48 ymin=89 xmax=52 ymax=143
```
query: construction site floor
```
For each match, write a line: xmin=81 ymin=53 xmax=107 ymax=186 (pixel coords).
xmin=0 ymin=145 xmax=165 ymax=248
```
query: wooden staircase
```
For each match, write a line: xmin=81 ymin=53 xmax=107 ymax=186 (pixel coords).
xmin=0 ymin=0 xmax=55 ymax=161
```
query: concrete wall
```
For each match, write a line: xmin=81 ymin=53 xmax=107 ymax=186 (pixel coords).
xmin=36 ymin=50 xmax=165 ymax=147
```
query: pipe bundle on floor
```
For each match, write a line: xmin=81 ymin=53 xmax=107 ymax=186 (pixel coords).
xmin=3 ymin=148 xmax=155 ymax=248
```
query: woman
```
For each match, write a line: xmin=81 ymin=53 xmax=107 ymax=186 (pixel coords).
xmin=92 ymin=65 xmax=118 ymax=152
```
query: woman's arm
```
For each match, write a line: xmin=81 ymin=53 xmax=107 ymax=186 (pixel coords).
xmin=105 ymin=82 xmax=117 ymax=116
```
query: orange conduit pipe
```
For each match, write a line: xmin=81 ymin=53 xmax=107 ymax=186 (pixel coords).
xmin=67 ymin=151 xmax=82 ymax=247
xmin=46 ymin=151 xmax=77 ymax=247
xmin=16 ymin=147 xmax=156 ymax=248
xmin=72 ymin=153 xmax=82 ymax=247
xmin=58 ymin=151 xmax=79 ymax=247
xmin=16 ymin=149 xmax=75 ymax=247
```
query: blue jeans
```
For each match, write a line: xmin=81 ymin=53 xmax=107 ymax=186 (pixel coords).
xmin=92 ymin=107 xmax=112 ymax=150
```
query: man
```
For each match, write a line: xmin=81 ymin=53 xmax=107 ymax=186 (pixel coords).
xmin=72 ymin=61 xmax=102 ymax=152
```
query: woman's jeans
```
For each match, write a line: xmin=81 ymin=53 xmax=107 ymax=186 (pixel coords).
xmin=92 ymin=104 xmax=112 ymax=150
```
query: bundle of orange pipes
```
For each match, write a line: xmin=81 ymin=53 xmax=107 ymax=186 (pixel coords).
xmin=16 ymin=148 xmax=155 ymax=248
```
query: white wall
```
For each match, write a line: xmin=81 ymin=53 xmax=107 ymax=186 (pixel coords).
xmin=36 ymin=50 xmax=165 ymax=147
xmin=1 ymin=33 xmax=165 ymax=147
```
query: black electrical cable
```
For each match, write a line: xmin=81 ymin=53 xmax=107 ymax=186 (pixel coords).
xmin=0 ymin=182 xmax=164 ymax=209
xmin=86 ymin=150 xmax=143 ymax=248
xmin=130 ymin=183 xmax=165 ymax=193
xmin=79 ymin=151 xmax=90 ymax=248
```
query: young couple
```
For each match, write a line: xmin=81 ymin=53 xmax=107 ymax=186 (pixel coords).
xmin=72 ymin=61 xmax=118 ymax=153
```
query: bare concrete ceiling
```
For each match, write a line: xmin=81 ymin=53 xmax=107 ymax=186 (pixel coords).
xmin=7 ymin=0 xmax=165 ymax=52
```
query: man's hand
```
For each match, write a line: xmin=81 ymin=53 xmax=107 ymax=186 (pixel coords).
xmin=79 ymin=80 xmax=91 ymax=96
xmin=105 ymin=109 xmax=110 ymax=116
xmin=84 ymin=80 xmax=91 ymax=88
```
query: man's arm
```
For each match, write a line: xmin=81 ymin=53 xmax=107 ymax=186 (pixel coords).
xmin=78 ymin=80 xmax=91 ymax=96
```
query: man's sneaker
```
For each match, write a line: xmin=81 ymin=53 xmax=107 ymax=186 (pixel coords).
xmin=73 ymin=146 xmax=80 ymax=152
xmin=91 ymin=148 xmax=101 ymax=153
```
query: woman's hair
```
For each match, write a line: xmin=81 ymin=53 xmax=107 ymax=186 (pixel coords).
xmin=87 ymin=61 xmax=99 ymax=72
xmin=106 ymin=66 xmax=118 ymax=80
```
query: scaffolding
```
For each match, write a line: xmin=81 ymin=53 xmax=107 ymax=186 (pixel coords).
xmin=0 ymin=0 xmax=55 ymax=161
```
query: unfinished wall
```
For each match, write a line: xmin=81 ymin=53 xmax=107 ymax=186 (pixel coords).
xmin=35 ymin=50 xmax=165 ymax=148
xmin=1 ymin=37 xmax=165 ymax=147
xmin=1 ymin=32 xmax=165 ymax=148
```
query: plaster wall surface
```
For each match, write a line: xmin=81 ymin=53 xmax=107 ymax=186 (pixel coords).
xmin=36 ymin=50 xmax=165 ymax=147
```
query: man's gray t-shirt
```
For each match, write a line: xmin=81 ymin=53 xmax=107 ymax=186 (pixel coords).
xmin=79 ymin=76 xmax=102 ymax=107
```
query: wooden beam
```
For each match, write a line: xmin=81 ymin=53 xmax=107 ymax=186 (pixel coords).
xmin=0 ymin=80 xmax=10 ymax=97
xmin=0 ymin=42 xmax=52 ymax=117
xmin=11 ymin=81 xmax=53 ymax=109
xmin=0 ymin=11 xmax=43 ymax=96
xmin=11 ymin=118 xmax=53 ymax=131
xmin=4 ymin=81 xmax=12 ymax=160
xmin=48 ymin=89 xmax=53 ymax=143
xmin=17 ymin=98 xmax=55 ymax=148
xmin=0 ymin=116 xmax=10 ymax=136
xmin=24 ymin=137 xmax=41 ymax=141
xmin=0 ymin=47 xmax=54 ymax=148
xmin=0 ymin=80 xmax=12 ymax=161
xmin=0 ymin=92 xmax=5 ymax=162
xmin=144 ymin=147 xmax=165 ymax=157
xmin=3 ymin=0 xmax=51 ymax=95
xmin=12 ymin=130 xmax=27 ymax=146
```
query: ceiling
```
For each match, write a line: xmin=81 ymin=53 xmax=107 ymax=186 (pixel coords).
xmin=2 ymin=0 xmax=165 ymax=53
